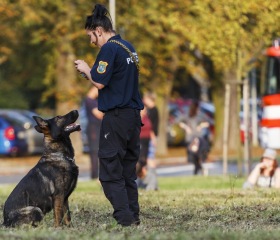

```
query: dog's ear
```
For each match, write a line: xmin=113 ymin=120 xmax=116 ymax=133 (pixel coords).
xmin=34 ymin=125 xmax=43 ymax=133
xmin=33 ymin=116 xmax=48 ymax=133
xmin=33 ymin=116 xmax=48 ymax=127
xmin=33 ymin=116 xmax=46 ymax=125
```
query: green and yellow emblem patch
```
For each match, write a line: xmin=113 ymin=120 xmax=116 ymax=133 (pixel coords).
xmin=97 ymin=61 xmax=108 ymax=74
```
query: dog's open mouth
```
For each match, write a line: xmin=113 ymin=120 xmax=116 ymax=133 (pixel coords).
xmin=64 ymin=123 xmax=81 ymax=132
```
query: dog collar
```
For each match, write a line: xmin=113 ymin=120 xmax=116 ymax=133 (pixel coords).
xmin=43 ymin=153 xmax=75 ymax=163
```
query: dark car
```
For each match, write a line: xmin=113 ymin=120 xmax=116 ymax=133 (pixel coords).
xmin=0 ymin=110 xmax=44 ymax=155
xmin=0 ymin=116 xmax=28 ymax=156
xmin=15 ymin=109 xmax=45 ymax=154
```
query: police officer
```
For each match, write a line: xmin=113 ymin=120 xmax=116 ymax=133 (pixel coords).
xmin=75 ymin=4 xmax=144 ymax=226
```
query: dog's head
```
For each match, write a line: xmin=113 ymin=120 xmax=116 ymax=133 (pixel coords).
xmin=33 ymin=110 xmax=81 ymax=140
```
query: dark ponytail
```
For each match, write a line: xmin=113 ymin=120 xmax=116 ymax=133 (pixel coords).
xmin=85 ymin=4 xmax=113 ymax=32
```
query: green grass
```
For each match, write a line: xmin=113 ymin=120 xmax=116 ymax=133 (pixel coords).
xmin=1 ymin=176 xmax=280 ymax=239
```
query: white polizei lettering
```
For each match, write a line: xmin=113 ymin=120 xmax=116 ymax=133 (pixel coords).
xmin=126 ymin=52 xmax=139 ymax=64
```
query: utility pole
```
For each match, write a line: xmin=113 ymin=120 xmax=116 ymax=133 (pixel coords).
xmin=243 ymin=78 xmax=251 ymax=176
xmin=109 ymin=0 xmax=116 ymax=30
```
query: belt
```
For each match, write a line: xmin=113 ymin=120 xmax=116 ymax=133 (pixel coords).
xmin=105 ymin=108 xmax=140 ymax=116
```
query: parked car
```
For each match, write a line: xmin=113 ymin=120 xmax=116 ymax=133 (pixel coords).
xmin=0 ymin=116 xmax=28 ymax=156
xmin=0 ymin=109 xmax=44 ymax=155
xmin=15 ymin=109 xmax=45 ymax=154
xmin=167 ymin=98 xmax=263 ymax=147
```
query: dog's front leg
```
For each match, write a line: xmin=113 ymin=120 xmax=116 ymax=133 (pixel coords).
xmin=63 ymin=199 xmax=72 ymax=226
xmin=53 ymin=195 xmax=64 ymax=227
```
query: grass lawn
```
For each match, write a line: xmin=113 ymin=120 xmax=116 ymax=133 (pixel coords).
xmin=1 ymin=175 xmax=280 ymax=239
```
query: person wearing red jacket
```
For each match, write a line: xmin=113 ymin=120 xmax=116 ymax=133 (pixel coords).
xmin=137 ymin=107 xmax=156 ymax=179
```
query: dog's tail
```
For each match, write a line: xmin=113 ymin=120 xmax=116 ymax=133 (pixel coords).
xmin=3 ymin=206 xmax=44 ymax=227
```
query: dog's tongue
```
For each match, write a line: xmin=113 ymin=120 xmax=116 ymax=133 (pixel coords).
xmin=65 ymin=123 xmax=80 ymax=131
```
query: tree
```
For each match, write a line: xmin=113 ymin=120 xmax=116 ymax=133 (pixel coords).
xmin=0 ymin=1 xmax=18 ymax=65
xmin=2 ymin=0 xmax=280 ymax=159
xmin=117 ymin=0 xmax=280 ymax=157
xmin=0 ymin=1 xmax=29 ymax=108
xmin=181 ymin=0 xmax=280 ymax=155
xmin=0 ymin=0 xmax=108 ymax=154
xmin=118 ymin=0 xmax=201 ymax=155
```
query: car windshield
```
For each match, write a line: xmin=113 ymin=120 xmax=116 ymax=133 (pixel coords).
xmin=0 ymin=112 xmax=32 ymax=129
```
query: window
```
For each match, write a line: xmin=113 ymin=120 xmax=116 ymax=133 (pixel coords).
xmin=265 ymin=57 xmax=280 ymax=95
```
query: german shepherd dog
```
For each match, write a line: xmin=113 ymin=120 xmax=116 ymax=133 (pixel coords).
xmin=3 ymin=110 xmax=80 ymax=227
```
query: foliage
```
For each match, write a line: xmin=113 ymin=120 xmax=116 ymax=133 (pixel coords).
xmin=116 ymin=0 xmax=280 ymax=153
xmin=0 ymin=0 xmax=102 ymax=110
xmin=1 ymin=1 xmax=280 ymax=151
xmin=0 ymin=2 xmax=14 ymax=63
xmin=2 ymin=1 xmax=280 ymax=102
xmin=117 ymin=0 xmax=202 ymax=154
xmin=118 ymin=1 xmax=193 ymax=91
xmin=2 ymin=176 xmax=280 ymax=239
xmin=181 ymin=0 xmax=280 ymax=150
xmin=183 ymin=1 xmax=280 ymax=71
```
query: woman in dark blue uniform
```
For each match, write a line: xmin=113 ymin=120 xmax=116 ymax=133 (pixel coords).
xmin=75 ymin=4 xmax=144 ymax=226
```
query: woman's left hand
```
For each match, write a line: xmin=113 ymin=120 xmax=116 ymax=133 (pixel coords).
xmin=74 ymin=60 xmax=91 ymax=79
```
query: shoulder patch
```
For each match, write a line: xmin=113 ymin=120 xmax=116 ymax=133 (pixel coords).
xmin=97 ymin=61 xmax=108 ymax=74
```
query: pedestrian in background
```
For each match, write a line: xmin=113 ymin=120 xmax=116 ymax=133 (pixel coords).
xmin=243 ymin=148 xmax=280 ymax=189
xmin=142 ymin=92 xmax=159 ymax=190
xmin=136 ymin=107 xmax=156 ymax=188
xmin=74 ymin=3 xmax=144 ymax=226
xmin=179 ymin=100 xmax=210 ymax=175
xmin=143 ymin=92 xmax=159 ymax=138
xmin=84 ymin=87 xmax=103 ymax=179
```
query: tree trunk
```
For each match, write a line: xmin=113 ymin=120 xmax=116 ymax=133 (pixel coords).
xmin=222 ymin=69 xmax=242 ymax=172
xmin=55 ymin=39 xmax=82 ymax=157
xmin=156 ymin=93 xmax=170 ymax=156
xmin=227 ymin=71 xmax=240 ymax=151
xmin=212 ymin=70 xmax=241 ymax=155
xmin=155 ymin=77 xmax=174 ymax=156
xmin=154 ymin=53 xmax=178 ymax=157
xmin=212 ymin=86 xmax=225 ymax=151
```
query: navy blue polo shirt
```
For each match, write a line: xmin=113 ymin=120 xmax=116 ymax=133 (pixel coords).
xmin=90 ymin=34 xmax=144 ymax=112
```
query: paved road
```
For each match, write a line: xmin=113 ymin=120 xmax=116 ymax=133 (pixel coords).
xmin=156 ymin=161 xmax=239 ymax=177
xmin=0 ymin=160 xmax=240 ymax=185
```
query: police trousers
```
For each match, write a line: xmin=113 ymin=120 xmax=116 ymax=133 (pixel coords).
xmin=98 ymin=108 xmax=142 ymax=226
